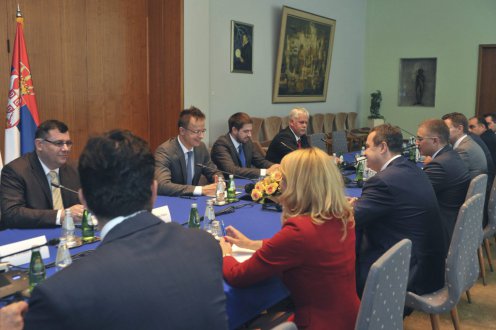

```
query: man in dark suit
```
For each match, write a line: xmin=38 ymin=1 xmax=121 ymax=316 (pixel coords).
xmin=469 ymin=116 xmax=496 ymax=166
xmin=0 ymin=130 xmax=228 ymax=330
xmin=211 ymin=112 xmax=279 ymax=179
xmin=0 ymin=120 xmax=83 ymax=229
xmin=155 ymin=106 xmax=222 ymax=196
xmin=484 ymin=113 xmax=496 ymax=133
xmin=265 ymin=107 xmax=310 ymax=163
xmin=416 ymin=119 xmax=470 ymax=241
xmin=353 ymin=124 xmax=448 ymax=298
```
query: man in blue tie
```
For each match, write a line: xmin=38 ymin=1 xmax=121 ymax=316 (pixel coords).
xmin=211 ymin=112 xmax=278 ymax=180
xmin=155 ymin=106 xmax=222 ymax=196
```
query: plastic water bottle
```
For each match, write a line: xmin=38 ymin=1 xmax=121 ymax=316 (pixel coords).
xmin=55 ymin=238 xmax=72 ymax=272
xmin=61 ymin=209 xmax=76 ymax=246
xmin=202 ymin=200 xmax=215 ymax=232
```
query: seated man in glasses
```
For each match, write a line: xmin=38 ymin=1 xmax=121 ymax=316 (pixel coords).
xmin=0 ymin=120 xmax=83 ymax=229
xmin=155 ymin=106 xmax=222 ymax=196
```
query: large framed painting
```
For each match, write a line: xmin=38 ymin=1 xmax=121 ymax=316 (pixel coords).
xmin=231 ymin=21 xmax=253 ymax=73
xmin=272 ymin=6 xmax=336 ymax=103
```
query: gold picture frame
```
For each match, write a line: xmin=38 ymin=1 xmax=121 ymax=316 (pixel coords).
xmin=272 ymin=6 xmax=336 ymax=103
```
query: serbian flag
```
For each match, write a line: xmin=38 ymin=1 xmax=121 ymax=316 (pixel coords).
xmin=4 ymin=12 xmax=40 ymax=165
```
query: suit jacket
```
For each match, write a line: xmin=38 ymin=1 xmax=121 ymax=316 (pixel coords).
xmin=24 ymin=212 xmax=228 ymax=330
xmin=223 ymin=215 xmax=359 ymax=330
xmin=455 ymin=135 xmax=487 ymax=179
xmin=479 ymin=130 xmax=496 ymax=167
xmin=354 ymin=156 xmax=448 ymax=296
xmin=0 ymin=152 xmax=80 ymax=229
xmin=155 ymin=137 xmax=222 ymax=196
xmin=423 ymin=145 xmax=470 ymax=241
xmin=265 ymin=127 xmax=310 ymax=164
xmin=211 ymin=133 xmax=274 ymax=179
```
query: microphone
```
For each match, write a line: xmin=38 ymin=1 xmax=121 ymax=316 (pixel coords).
xmin=0 ymin=238 xmax=60 ymax=261
xmin=195 ymin=164 xmax=256 ymax=182
xmin=280 ymin=141 xmax=295 ymax=151
xmin=51 ymin=182 xmax=79 ymax=195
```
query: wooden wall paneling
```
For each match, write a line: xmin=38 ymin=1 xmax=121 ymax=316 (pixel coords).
xmin=0 ymin=0 xmax=10 ymax=153
xmin=476 ymin=45 xmax=496 ymax=117
xmin=148 ymin=0 xmax=183 ymax=151
xmin=85 ymin=0 xmax=148 ymax=145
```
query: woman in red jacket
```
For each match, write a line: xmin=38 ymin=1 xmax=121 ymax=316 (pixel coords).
xmin=220 ymin=147 xmax=359 ymax=329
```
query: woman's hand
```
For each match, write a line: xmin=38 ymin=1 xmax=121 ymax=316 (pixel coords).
xmin=224 ymin=226 xmax=262 ymax=251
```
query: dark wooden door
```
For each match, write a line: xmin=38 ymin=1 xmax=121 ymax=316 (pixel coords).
xmin=476 ymin=45 xmax=496 ymax=117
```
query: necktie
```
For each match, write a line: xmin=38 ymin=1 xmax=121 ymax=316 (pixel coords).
xmin=48 ymin=171 xmax=64 ymax=210
xmin=186 ymin=151 xmax=193 ymax=185
xmin=238 ymin=145 xmax=247 ymax=167
xmin=297 ymin=139 xmax=302 ymax=149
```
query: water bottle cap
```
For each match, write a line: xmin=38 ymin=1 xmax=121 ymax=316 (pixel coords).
xmin=191 ymin=203 xmax=197 ymax=208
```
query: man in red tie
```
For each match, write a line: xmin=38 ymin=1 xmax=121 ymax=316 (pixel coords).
xmin=265 ymin=108 xmax=310 ymax=163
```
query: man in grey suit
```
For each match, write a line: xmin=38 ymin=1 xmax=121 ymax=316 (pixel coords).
xmin=155 ymin=106 xmax=222 ymax=196
xmin=416 ymin=119 xmax=470 ymax=241
xmin=442 ymin=112 xmax=487 ymax=179
xmin=211 ymin=112 xmax=279 ymax=180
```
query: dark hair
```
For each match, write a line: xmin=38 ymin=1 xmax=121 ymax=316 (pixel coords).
xmin=35 ymin=120 xmax=68 ymax=139
xmin=370 ymin=124 xmax=403 ymax=153
xmin=78 ymin=130 xmax=155 ymax=220
xmin=420 ymin=119 xmax=449 ymax=144
xmin=483 ymin=113 xmax=496 ymax=122
xmin=441 ymin=112 xmax=468 ymax=133
xmin=177 ymin=106 xmax=205 ymax=129
xmin=228 ymin=112 xmax=253 ymax=132
xmin=470 ymin=116 xmax=489 ymax=130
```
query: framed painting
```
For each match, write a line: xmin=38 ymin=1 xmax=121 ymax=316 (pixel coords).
xmin=231 ymin=21 xmax=253 ymax=73
xmin=398 ymin=58 xmax=437 ymax=107
xmin=272 ymin=6 xmax=336 ymax=103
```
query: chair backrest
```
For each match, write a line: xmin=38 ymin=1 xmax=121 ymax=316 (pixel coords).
xmin=446 ymin=193 xmax=484 ymax=299
xmin=347 ymin=112 xmax=358 ymax=130
xmin=262 ymin=116 xmax=282 ymax=142
xmin=270 ymin=322 xmax=297 ymax=330
xmin=281 ymin=116 xmax=290 ymax=130
xmin=323 ymin=113 xmax=335 ymax=134
xmin=251 ymin=117 xmax=264 ymax=142
xmin=355 ymin=239 xmax=412 ymax=330
xmin=485 ymin=176 xmax=496 ymax=238
xmin=335 ymin=112 xmax=347 ymax=131
xmin=331 ymin=131 xmax=348 ymax=154
xmin=311 ymin=113 xmax=325 ymax=133
xmin=465 ymin=173 xmax=487 ymax=201
xmin=309 ymin=133 xmax=327 ymax=153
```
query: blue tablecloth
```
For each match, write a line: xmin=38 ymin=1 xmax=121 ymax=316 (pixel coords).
xmin=0 ymin=175 xmax=361 ymax=329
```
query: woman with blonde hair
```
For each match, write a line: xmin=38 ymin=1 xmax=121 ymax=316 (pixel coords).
xmin=220 ymin=148 xmax=359 ymax=329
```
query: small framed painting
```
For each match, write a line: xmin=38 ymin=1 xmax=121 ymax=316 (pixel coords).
xmin=231 ymin=21 xmax=253 ymax=73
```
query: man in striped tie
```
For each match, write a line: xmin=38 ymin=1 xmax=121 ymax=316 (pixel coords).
xmin=0 ymin=120 xmax=83 ymax=229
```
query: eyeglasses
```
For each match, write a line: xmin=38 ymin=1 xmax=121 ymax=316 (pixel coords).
xmin=415 ymin=136 xmax=436 ymax=142
xmin=468 ymin=125 xmax=476 ymax=129
xmin=183 ymin=127 xmax=207 ymax=135
xmin=43 ymin=139 xmax=74 ymax=148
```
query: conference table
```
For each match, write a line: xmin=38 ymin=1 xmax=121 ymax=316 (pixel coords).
xmin=0 ymin=173 xmax=362 ymax=329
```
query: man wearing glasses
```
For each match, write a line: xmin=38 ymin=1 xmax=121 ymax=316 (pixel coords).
xmin=1 ymin=120 xmax=83 ymax=228
xmin=155 ymin=106 xmax=222 ymax=196
xmin=416 ymin=119 xmax=470 ymax=241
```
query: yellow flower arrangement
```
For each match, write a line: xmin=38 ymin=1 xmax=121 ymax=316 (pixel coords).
xmin=251 ymin=170 xmax=282 ymax=202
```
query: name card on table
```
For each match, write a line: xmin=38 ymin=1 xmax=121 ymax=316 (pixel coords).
xmin=152 ymin=205 xmax=172 ymax=223
xmin=0 ymin=236 xmax=50 ymax=266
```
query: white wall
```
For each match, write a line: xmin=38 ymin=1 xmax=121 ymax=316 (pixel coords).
xmin=184 ymin=0 xmax=367 ymax=145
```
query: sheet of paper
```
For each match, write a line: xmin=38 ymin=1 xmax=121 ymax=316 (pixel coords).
xmin=152 ymin=205 xmax=172 ymax=223
xmin=0 ymin=236 xmax=50 ymax=266
xmin=232 ymin=244 xmax=255 ymax=263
